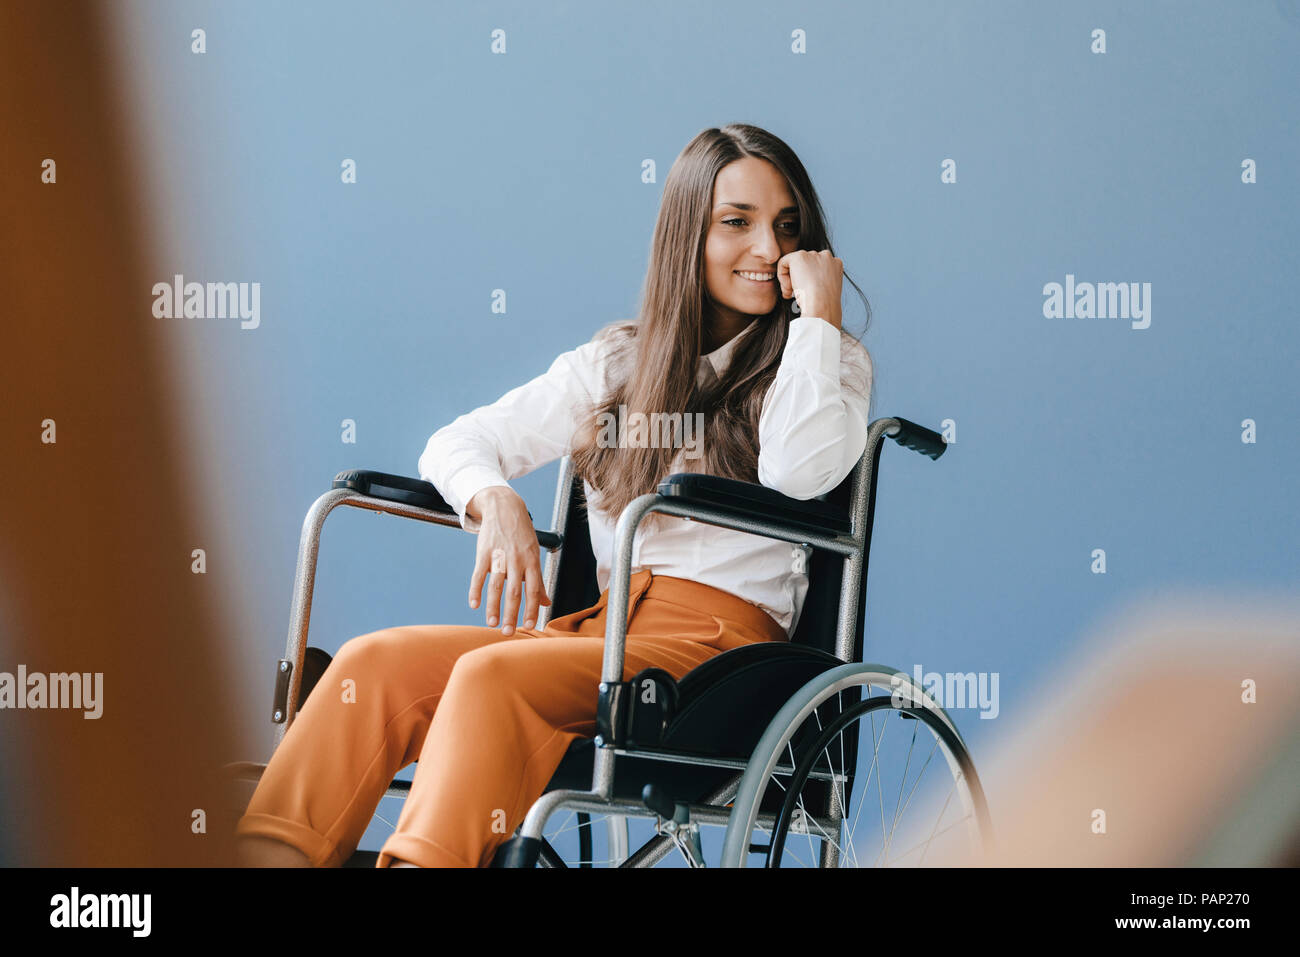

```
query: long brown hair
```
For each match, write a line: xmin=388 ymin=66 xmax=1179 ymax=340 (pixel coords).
xmin=570 ymin=123 xmax=874 ymax=527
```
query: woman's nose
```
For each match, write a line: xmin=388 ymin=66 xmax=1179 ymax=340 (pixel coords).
xmin=751 ymin=230 xmax=780 ymax=259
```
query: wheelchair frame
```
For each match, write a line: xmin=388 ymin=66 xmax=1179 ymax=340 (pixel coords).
xmin=229 ymin=415 xmax=989 ymax=867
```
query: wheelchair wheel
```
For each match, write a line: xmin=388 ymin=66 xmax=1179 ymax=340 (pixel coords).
xmin=534 ymin=811 xmax=630 ymax=867
xmin=720 ymin=663 xmax=994 ymax=867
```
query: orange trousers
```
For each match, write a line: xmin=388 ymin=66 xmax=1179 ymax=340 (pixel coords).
xmin=234 ymin=569 xmax=787 ymax=867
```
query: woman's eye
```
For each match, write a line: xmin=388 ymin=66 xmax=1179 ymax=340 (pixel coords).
xmin=723 ymin=218 xmax=800 ymax=233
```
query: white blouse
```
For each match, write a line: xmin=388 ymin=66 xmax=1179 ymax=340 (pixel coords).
xmin=418 ymin=315 xmax=872 ymax=637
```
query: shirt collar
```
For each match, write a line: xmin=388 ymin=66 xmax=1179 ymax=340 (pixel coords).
xmin=699 ymin=319 xmax=759 ymax=383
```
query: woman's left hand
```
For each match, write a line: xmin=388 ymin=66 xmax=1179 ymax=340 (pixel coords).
xmin=776 ymin=249 xmax=843 ymax=329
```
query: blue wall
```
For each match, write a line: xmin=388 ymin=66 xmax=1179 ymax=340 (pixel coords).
xmin=109 ymin=0 xmax=1300 ymax=860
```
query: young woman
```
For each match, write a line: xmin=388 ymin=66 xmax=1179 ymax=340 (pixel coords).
xmin=235 ymin=123 xmax=874 ymax=868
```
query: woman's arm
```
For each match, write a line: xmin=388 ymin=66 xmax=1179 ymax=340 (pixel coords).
xmin=756 ymin=315 xmax=873 ymax=500
xmin=418 ymin=337 xmax=609 ymax=533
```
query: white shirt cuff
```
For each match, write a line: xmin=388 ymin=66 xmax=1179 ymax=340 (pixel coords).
xmin=428 ymin=465 xmax=511 ymax=533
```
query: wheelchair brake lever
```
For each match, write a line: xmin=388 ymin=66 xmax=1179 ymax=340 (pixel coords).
xmin=642 ymin=784 xmax=705 ymax=868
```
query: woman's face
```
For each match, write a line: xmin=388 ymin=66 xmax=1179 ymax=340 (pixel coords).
xmin=702 ymin=156 xmax=802 ymax=331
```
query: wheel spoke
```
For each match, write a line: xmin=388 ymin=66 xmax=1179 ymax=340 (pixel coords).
xmin=916 ymin=782 xmax=958 ymax=866
xmin=779 ymin=802 xmax=850 ymax=867
xmin=795 ymin=793 xmax=818 ymax=863
xmin=832 ymin=728 xmax=859 ymax=867
xmin=887 ymin=734 xmax=941 ymax=848
xmin=842 ymin=700 xmax=886 ymax=867
xmin=872 ymin=709 xmax=890 ymax=851
xmin=817 ymin=729 xmax=857 ymax=867
xmin=884 ymin=808 xmax=971 ymax=866
xmin=845 ymin=722 xmax=874 ymax=853
xmin=539 ymin=811 xmax=629 ymax=866
xmin=808 ymin=815 xmax=849 ymax=862
xmin=542 ymin=810 xmax=583 ymax=838
xmin=882 ymin=727 xmax=941 ymax=862
xmin=887 ymin=716 xmax=919 ymax=843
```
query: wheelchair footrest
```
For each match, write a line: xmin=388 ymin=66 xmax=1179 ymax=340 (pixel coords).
xmin=491 ymin=836 xmax=542 ymax=869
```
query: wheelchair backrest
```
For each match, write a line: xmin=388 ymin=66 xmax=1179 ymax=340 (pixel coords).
xmin=548 ymin=479 xmax=601 ymax=620
xmin=546 ymin=446 xmax=882 ymax=666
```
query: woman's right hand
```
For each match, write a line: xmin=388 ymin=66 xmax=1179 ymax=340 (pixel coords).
xmin=465 ymin=486 xmax=551 ymax=636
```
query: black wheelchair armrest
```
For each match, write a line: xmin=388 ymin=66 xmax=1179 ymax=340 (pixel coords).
xmin=332 ymin=469 xmax=562 ymax=548
xmin=333 ymin=469 xmax=456 ymax=513
xmin=656 ymin=472 xmax=851 ymax=536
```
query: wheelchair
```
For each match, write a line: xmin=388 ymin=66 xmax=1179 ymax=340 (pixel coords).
xmin=226 ymin=415 xmax=994 ymax=867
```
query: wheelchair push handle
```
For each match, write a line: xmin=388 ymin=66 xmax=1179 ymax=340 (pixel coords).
xmin=887 ymin=417 xmax=947 ymax=460
xmin=332 ymin=469 xmax=562 ymax=549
